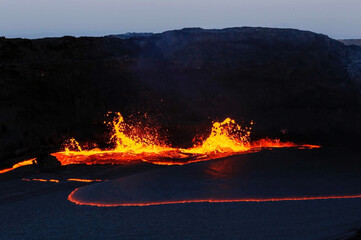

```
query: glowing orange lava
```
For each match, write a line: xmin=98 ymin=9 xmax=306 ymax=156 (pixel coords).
xmin=52 ymin=113 xmax=176 ymax=166
xmin=52 ymin=114 xmax=319 ymax=167
xmin=0 ymin=159 xmax=35 ymax=174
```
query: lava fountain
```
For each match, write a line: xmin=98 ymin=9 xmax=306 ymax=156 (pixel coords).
xmin=52 ymin=113 xmax=319 ymax=166
xmin=0 ymin=113 xmax=319 ymax=174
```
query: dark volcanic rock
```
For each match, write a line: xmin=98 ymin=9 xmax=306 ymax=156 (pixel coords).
xmin=34 ymin=153 xmax=61 ymax=172
xmin=1 ymin=27 xmax=361 ymax=165
xmin=340 ymin=39 xmax=361 ymax=47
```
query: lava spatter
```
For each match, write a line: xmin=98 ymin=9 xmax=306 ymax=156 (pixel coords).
xmin=52 ymin=113 xmax=319 ymax=166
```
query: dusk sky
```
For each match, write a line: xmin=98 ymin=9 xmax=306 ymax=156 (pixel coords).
xmin=0 ymin=0 xmax=360 ymax=39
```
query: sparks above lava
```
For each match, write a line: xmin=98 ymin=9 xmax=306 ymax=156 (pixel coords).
xmin=51 ymin=113 xmax=319 ymax=166
xmin=0 ymin=113 xmax=319 ymax=175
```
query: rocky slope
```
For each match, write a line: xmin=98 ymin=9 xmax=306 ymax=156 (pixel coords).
xmin=1 ymin=27 xmax=361 ymax=165
xmin=340 ymin=39 xmax=361 ymax=47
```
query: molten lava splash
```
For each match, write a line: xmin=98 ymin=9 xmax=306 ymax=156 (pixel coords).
xmin=52 ymin=113 xmax=319 ymax=166
xmin=111 ymin=113 xmax=173 ymax=154
xmin=65 ymin=138 xmax=83 ymax=152
xmin=53 ymin=113 xmax=176 ymax=166
xmin=183 ymin=118 xmax=251 ymax=154
xmin=0 ymin=113 xmax=319 ymax=174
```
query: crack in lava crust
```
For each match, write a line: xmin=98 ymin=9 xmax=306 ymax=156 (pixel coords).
xmin=68 ymin=188 xmax=361 ymax=207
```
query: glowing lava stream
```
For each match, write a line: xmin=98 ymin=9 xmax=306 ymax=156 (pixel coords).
xmin=0 ymin=159 xmax=35 ymax=174
xmin=51 ymin=113 xmax=320 ymax=167
xmin=68 ymin=188 xmax=361 ymax=207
